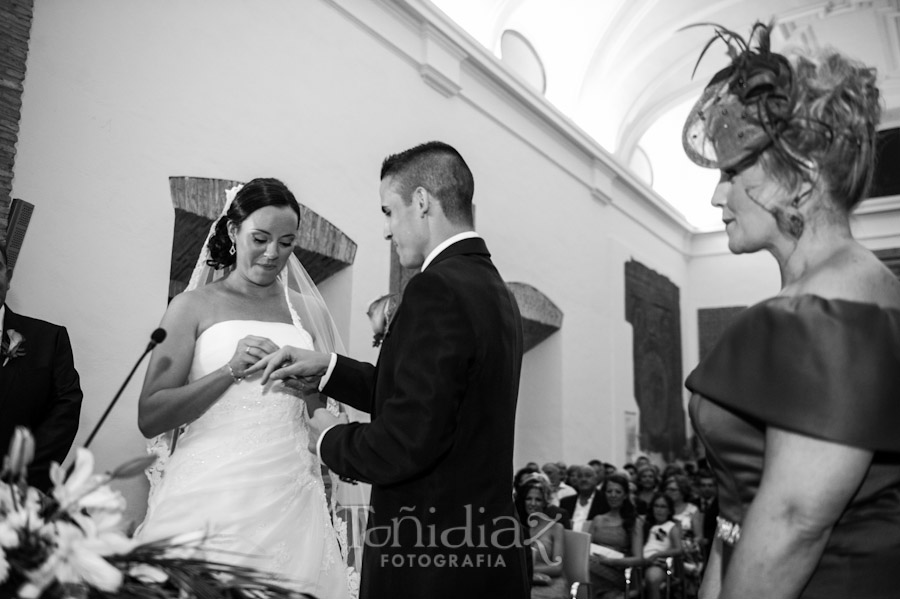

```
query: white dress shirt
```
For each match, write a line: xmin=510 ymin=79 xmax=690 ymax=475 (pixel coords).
xmin=571 ymin=491 xmax=596 ymax=532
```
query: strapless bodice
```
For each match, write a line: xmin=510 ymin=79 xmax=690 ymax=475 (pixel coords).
xmin=191 ymin=319 xmax=313 ymax=379
xmin=186 ymin=320 xmax=314 ymax=437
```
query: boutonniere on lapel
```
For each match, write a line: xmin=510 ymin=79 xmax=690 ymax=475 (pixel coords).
xmin=366 ymin=293 xmax=400 ymax=348
xmin=2 ymin=329 xmax=26 ymax=366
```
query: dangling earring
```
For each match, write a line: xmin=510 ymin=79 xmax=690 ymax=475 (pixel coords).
xmin=229 ymin=241 xmax=236 ymax=256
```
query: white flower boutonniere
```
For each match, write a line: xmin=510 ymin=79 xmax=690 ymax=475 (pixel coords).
xmin=1 ymin=329 xmax=25 ymax=367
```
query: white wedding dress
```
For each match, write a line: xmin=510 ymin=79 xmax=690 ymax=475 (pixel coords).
xmin=135 ymin=319 xmax=354 ymax=599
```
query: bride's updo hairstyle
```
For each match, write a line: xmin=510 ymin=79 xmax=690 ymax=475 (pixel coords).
xmin=206 ymin=177 xmax=302 ymax=270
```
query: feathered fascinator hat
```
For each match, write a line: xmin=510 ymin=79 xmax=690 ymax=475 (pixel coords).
xmin=682 ymin=21 xmax=799 ymax=172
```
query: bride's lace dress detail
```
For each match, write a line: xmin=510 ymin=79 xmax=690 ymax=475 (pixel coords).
xmin=135 ymin=320 xmax=352 ymax=599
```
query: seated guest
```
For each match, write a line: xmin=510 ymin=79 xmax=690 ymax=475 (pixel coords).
xmin=542 ymin=462 xmax=576 ymax=506
xmin=586 ymin=474 xmax=644 ymax=599
xmin=0 ymin=244 xmax=82 ymax=491
xmin=515 ymin=464 xmax=541 ymax=490
xmin=661 ymin=463 xmax=685 ymax=482
xmin=515 ymin=477 xmax=567 ymax=599
xmin=664 ymin=475 xmax=702 ymax=549
xmin=519 ymin=471 xmax=571 ymax=529
xmin=664 ymin=475 xmax=704 ymax=593
xmin=565 ymin=463 xmax=580 ymax=488
xmin=641 ymin=493 xmax=684 ymax=599
xmin=634 ymin=465 xmax=660 ymax=517
xmin=560 ymin=465 xmax=609 ymax=532
xmin=603 ymin=462 xmax=618 ymax=479
xmin=588 ymin=458 xmax=608 ymax=492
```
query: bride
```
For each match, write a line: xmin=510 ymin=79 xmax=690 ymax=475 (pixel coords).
xmin=135 ymin=178 xmax=361 ymax=598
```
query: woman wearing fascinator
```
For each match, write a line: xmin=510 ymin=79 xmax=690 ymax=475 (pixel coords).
xmin=134 ymin=178 xmax=364 ymax=598
xmin=683 ymin=22 xmax=900 ymax=599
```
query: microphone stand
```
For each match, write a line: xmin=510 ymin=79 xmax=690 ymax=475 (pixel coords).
xmin=73 ymin=329 xmax=166 ymax=473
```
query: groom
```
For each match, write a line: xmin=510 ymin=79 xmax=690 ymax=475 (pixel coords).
xmin=252 ymin=141 xmax=529 ymax=599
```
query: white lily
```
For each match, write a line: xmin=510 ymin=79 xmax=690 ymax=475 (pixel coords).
xmin=50 ymin=449 xmax=113 ymax=512
xmin=3 ymin=490 xmax=45 ymax=536
xmin=3 ymin=427 xmax=35 ymax=481
xmin=27 ymin=513 xmax=133 ymax=596
xmin=0 ymin=481 xmax=13 ymax=511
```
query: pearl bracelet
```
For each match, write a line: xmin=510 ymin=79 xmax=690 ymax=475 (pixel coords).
xmin=226 ymin=363 xmax=244 ymax=383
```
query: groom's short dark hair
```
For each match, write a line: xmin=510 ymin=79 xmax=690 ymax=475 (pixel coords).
xmin=381 ymin=141 xmax=474 ymax=226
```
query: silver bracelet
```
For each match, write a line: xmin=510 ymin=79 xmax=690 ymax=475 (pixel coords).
xmin=226 ymin=363 xmax=244 ymax=383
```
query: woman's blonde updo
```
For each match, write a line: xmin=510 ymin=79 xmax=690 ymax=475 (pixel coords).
xmin=762 ymin=49 xmax=881 ymax=211
xmin=682 ymin=22 xmax=883 ymax=225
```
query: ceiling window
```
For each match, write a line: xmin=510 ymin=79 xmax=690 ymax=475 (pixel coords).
xmin=500 ymin=30 xmax=546 ymax=94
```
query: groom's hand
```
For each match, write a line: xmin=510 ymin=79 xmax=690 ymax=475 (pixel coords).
xmin=308 ymin=408 xmax=349 ymax=454
xmin=245 ymin=346 xmax=331 ymax=386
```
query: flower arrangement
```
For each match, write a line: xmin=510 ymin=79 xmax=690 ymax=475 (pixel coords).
xmin=0 ymin=428 xmax=308 ymax=599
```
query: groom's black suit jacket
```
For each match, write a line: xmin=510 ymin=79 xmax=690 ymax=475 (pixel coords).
xmin=0 ymin=307 xmax=82 ymax=491
xmin=322 ymin=237 xmax=529 ymax=599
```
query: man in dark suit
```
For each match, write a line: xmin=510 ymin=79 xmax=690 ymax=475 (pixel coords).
xmin=252 ymin=142 xmax=529 ymax=599
xmin=0 ymin=244 xmax=82 ymax=491
xmin=560 ymin=465 xmax=609 ymax=532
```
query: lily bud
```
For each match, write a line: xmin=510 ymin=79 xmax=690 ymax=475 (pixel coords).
xmin=4 ymin=427 xmax=35 ymax=481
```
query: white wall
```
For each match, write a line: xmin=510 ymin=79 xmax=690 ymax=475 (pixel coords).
xmin=11 ymin=0 xmax=899 ymax=526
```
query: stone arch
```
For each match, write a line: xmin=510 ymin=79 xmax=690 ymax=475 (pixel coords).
xmin=506 ymin=282 xmax=563 ymax=352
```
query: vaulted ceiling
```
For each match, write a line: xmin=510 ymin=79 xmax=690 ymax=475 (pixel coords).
xmin=429 ymin=0 xmax=900 ymax=230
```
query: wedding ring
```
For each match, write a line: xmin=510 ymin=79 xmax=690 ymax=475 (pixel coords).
xmin=246 ymin=347 xmax=252 ymax=354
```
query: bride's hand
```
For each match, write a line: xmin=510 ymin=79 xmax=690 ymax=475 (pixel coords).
xmin=245 ymin=345 xmax=332 ymax=385
xmin=226 ymin=335 xmax=280 ymax=379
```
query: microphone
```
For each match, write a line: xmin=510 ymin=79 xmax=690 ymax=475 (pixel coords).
xmin=82 ymin=328 xmax=166 ymax=450
xmin=146 ymin=327 xmax=167 ymax=352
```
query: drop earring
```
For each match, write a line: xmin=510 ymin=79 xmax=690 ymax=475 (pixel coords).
xmin=229 ymin=241 xmax=236 ymax=256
